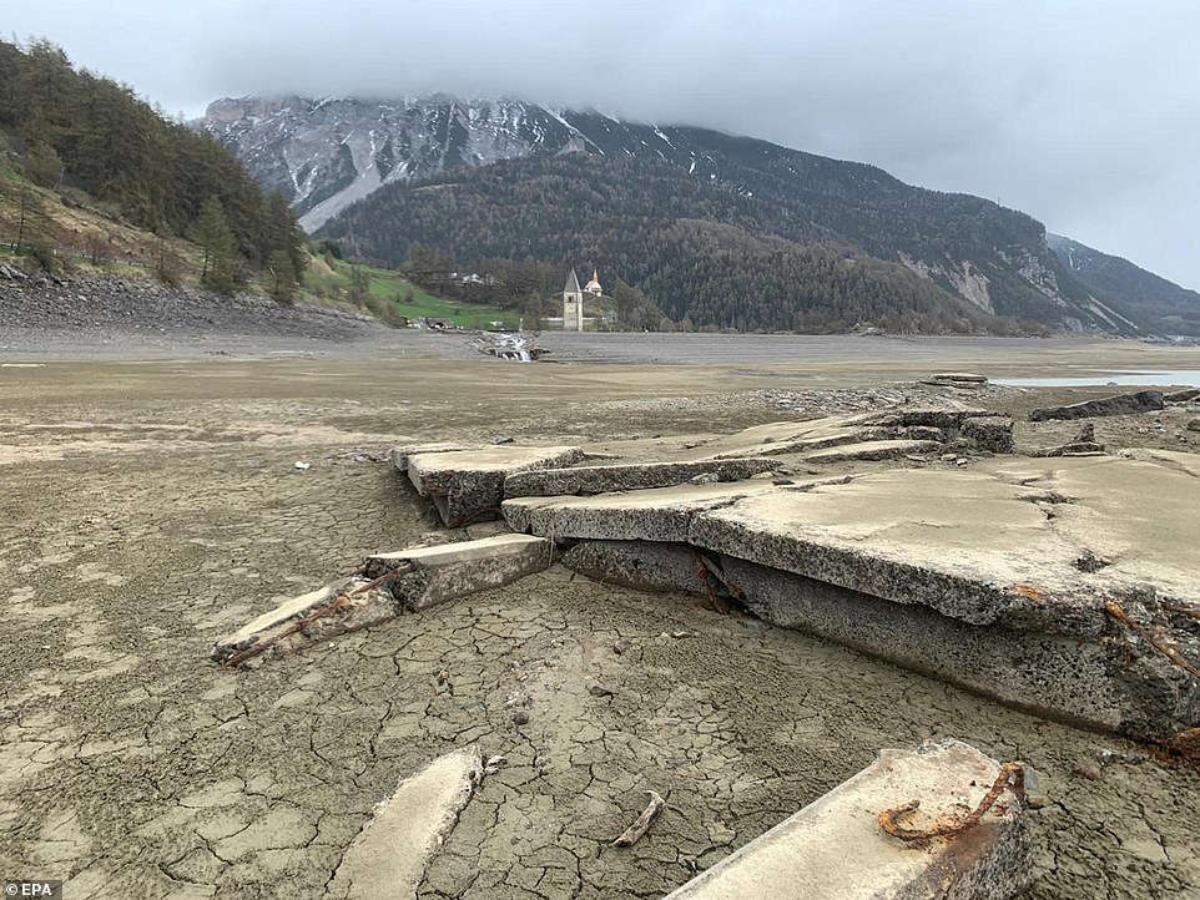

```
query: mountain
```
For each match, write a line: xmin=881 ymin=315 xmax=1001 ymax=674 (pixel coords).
xmin=201 ymin=95 xmax=1188 ymax=334
xmin=1047 ymin=234 xmax=1200 ymax=337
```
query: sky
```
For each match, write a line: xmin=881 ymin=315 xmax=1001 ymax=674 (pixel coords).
xmin=9 ymin=0 xmax=1199 ymax=288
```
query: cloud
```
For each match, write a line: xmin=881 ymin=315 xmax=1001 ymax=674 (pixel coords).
xmin=9 ymin=0 xmax=1200 ymax=286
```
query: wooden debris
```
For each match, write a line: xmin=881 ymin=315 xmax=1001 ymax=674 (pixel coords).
xmin=612 ymin=790 xmax=666 ymax=847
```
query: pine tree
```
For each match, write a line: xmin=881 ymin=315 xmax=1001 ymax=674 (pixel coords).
xmin=267 ymin=249 xmax=297 ymax=304
xmin=195 ymin=196 xmax=235 ymax=294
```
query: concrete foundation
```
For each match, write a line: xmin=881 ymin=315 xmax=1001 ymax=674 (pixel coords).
xmin=667 ymin=739 xmax=1031 ymax=900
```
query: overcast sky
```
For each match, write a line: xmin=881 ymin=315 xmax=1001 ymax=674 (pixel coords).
xmin=10 ymin=1 xmax=1199 ymax=287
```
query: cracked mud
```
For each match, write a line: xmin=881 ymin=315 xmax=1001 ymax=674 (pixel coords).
xmin=1 ymin=357 xmax=1199 ymax=898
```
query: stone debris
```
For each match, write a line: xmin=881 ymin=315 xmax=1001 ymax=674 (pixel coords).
xmin=1029 ymin=390 xmax=1165 ymax=421
xmin=667 ymin=739 xmax=1031 ymax=899
xmin=327 ymin=747 xmax=483 ymax=899
xmin=362 ymin=533 xmax=554 ymax=610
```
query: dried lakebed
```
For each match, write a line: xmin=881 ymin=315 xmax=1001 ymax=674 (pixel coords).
xmin=1 ymin=357 xmax=1199 ymax=898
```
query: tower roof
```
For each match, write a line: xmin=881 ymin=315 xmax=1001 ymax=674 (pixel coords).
xmin=564 ymin=268 xmax=580 ymax=293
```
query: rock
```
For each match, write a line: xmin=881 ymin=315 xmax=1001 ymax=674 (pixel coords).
xmin=588 ymin=683 xmax=615 ymax=697
xmin=1075 ymin=423 xmax=1096 ymax=443
xmin=327 ymin=748 xmax=482 ymax=900
xmin=512 ymin=710 xmax=530 ymax=726
xmin=613 ymin=639 xmax=631 ymax=655
xmin=1072 ymin=762 xmax=1102 ymax=782
xmin=362 ymin=534 xmax=554 ymax=611
xmin=666 ymin=739 xmax=1032 ymax=900
xmin=293 ymin=461 xmax=311 ymax=471
xmin=1189 ymin=419 xmax=1200 ymax=433
xmin=1029 ymin=390 xmax=1165 ymax=421
xmin=1164 ymin=388 xmax=1200 ymax=403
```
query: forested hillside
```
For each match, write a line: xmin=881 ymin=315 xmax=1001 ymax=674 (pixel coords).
xmin=1048 ymin=234 xmax=1200 ymax=337
xmin=0 ymin=39 xmax=304 ymax=296
xmin=319 ymin=154 xmax=1010 ymax=334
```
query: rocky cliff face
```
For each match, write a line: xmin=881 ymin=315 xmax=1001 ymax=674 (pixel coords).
xmin=200 ymin=95 xmax=1189 ymax=334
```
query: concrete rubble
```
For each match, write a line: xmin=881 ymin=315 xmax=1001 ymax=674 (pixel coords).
xmin=667 ymin=739 xmax=1032 ymax=900
xmin=327 ymin=747 xmax=483 ymax=899
xmin=213 ymin=534 xmax=553 ymax=664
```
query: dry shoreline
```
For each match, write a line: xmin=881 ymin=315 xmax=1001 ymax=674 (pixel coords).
xmin=1 ymin=349 xmax=1198 ymax=898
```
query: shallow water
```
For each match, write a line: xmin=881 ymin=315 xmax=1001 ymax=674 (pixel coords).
xmin=994 ymin=369 xmax=1200 ymax=387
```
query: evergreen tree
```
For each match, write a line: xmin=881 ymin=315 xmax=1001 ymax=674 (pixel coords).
xmin=267 ymin=248 xmax=298 ymax=304
xmin=195 ymin=196 xmax=235 ymax=294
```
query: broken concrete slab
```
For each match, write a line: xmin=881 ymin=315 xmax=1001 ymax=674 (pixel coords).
xmin=803 ymin=439 xmax=942 ymax=463
xmin=328 ymin=747 xmax=482 ymax=899
xmin=406 ymin=445 xmax=584 ymax=525
xmin=514 ymin=455 xmax=1200 ymax=739
xmin=503 ymin=457 xmax=782 ymax=498
xmin=362 ymin=533 xmax=553 ymax=610
xmin=667 ymin=738 xmax=1030 ymax=900
xmin=211 ymin=577 xmax=397 ymax=666
xmin=560 ymin=540 xmax=710 ymax=594
xmin=390 ymin=442 xmax=482 ymax=472
xmin=1030 ymin=390 xmax=1165 ymax=421
xmin=502 ymin=479 xmax=826 ymax=543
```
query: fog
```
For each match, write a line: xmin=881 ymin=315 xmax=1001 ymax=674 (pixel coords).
xmin=10 ymin=0 xmax=1199 ymax=286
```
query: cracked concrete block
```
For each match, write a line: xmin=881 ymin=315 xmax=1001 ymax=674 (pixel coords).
xmin=503 ymin=457 xmax=782 ymax=499
xmin=363 ymin=534 xmax=554 ymax=610
xmin=328 ymin=747 xmax=483 ymax=900
xmin=667 ymin=738 xmax=1031 ymax=900
xmin=405 ymin=445 xmax=585 ymax=525
xmin=560 ymin=541 xmax=710 ymax=594
xmin=212 ymin=578 xmax=397 ymax=665
xmin=1030 ymin=390 xmax=1164 ymax=422
xmin=803 ymin=439 xmax=942 ymax=463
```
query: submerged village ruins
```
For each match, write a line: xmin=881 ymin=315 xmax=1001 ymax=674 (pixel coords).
xmin=210 ymin=373 xmax=1200 ymax=899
